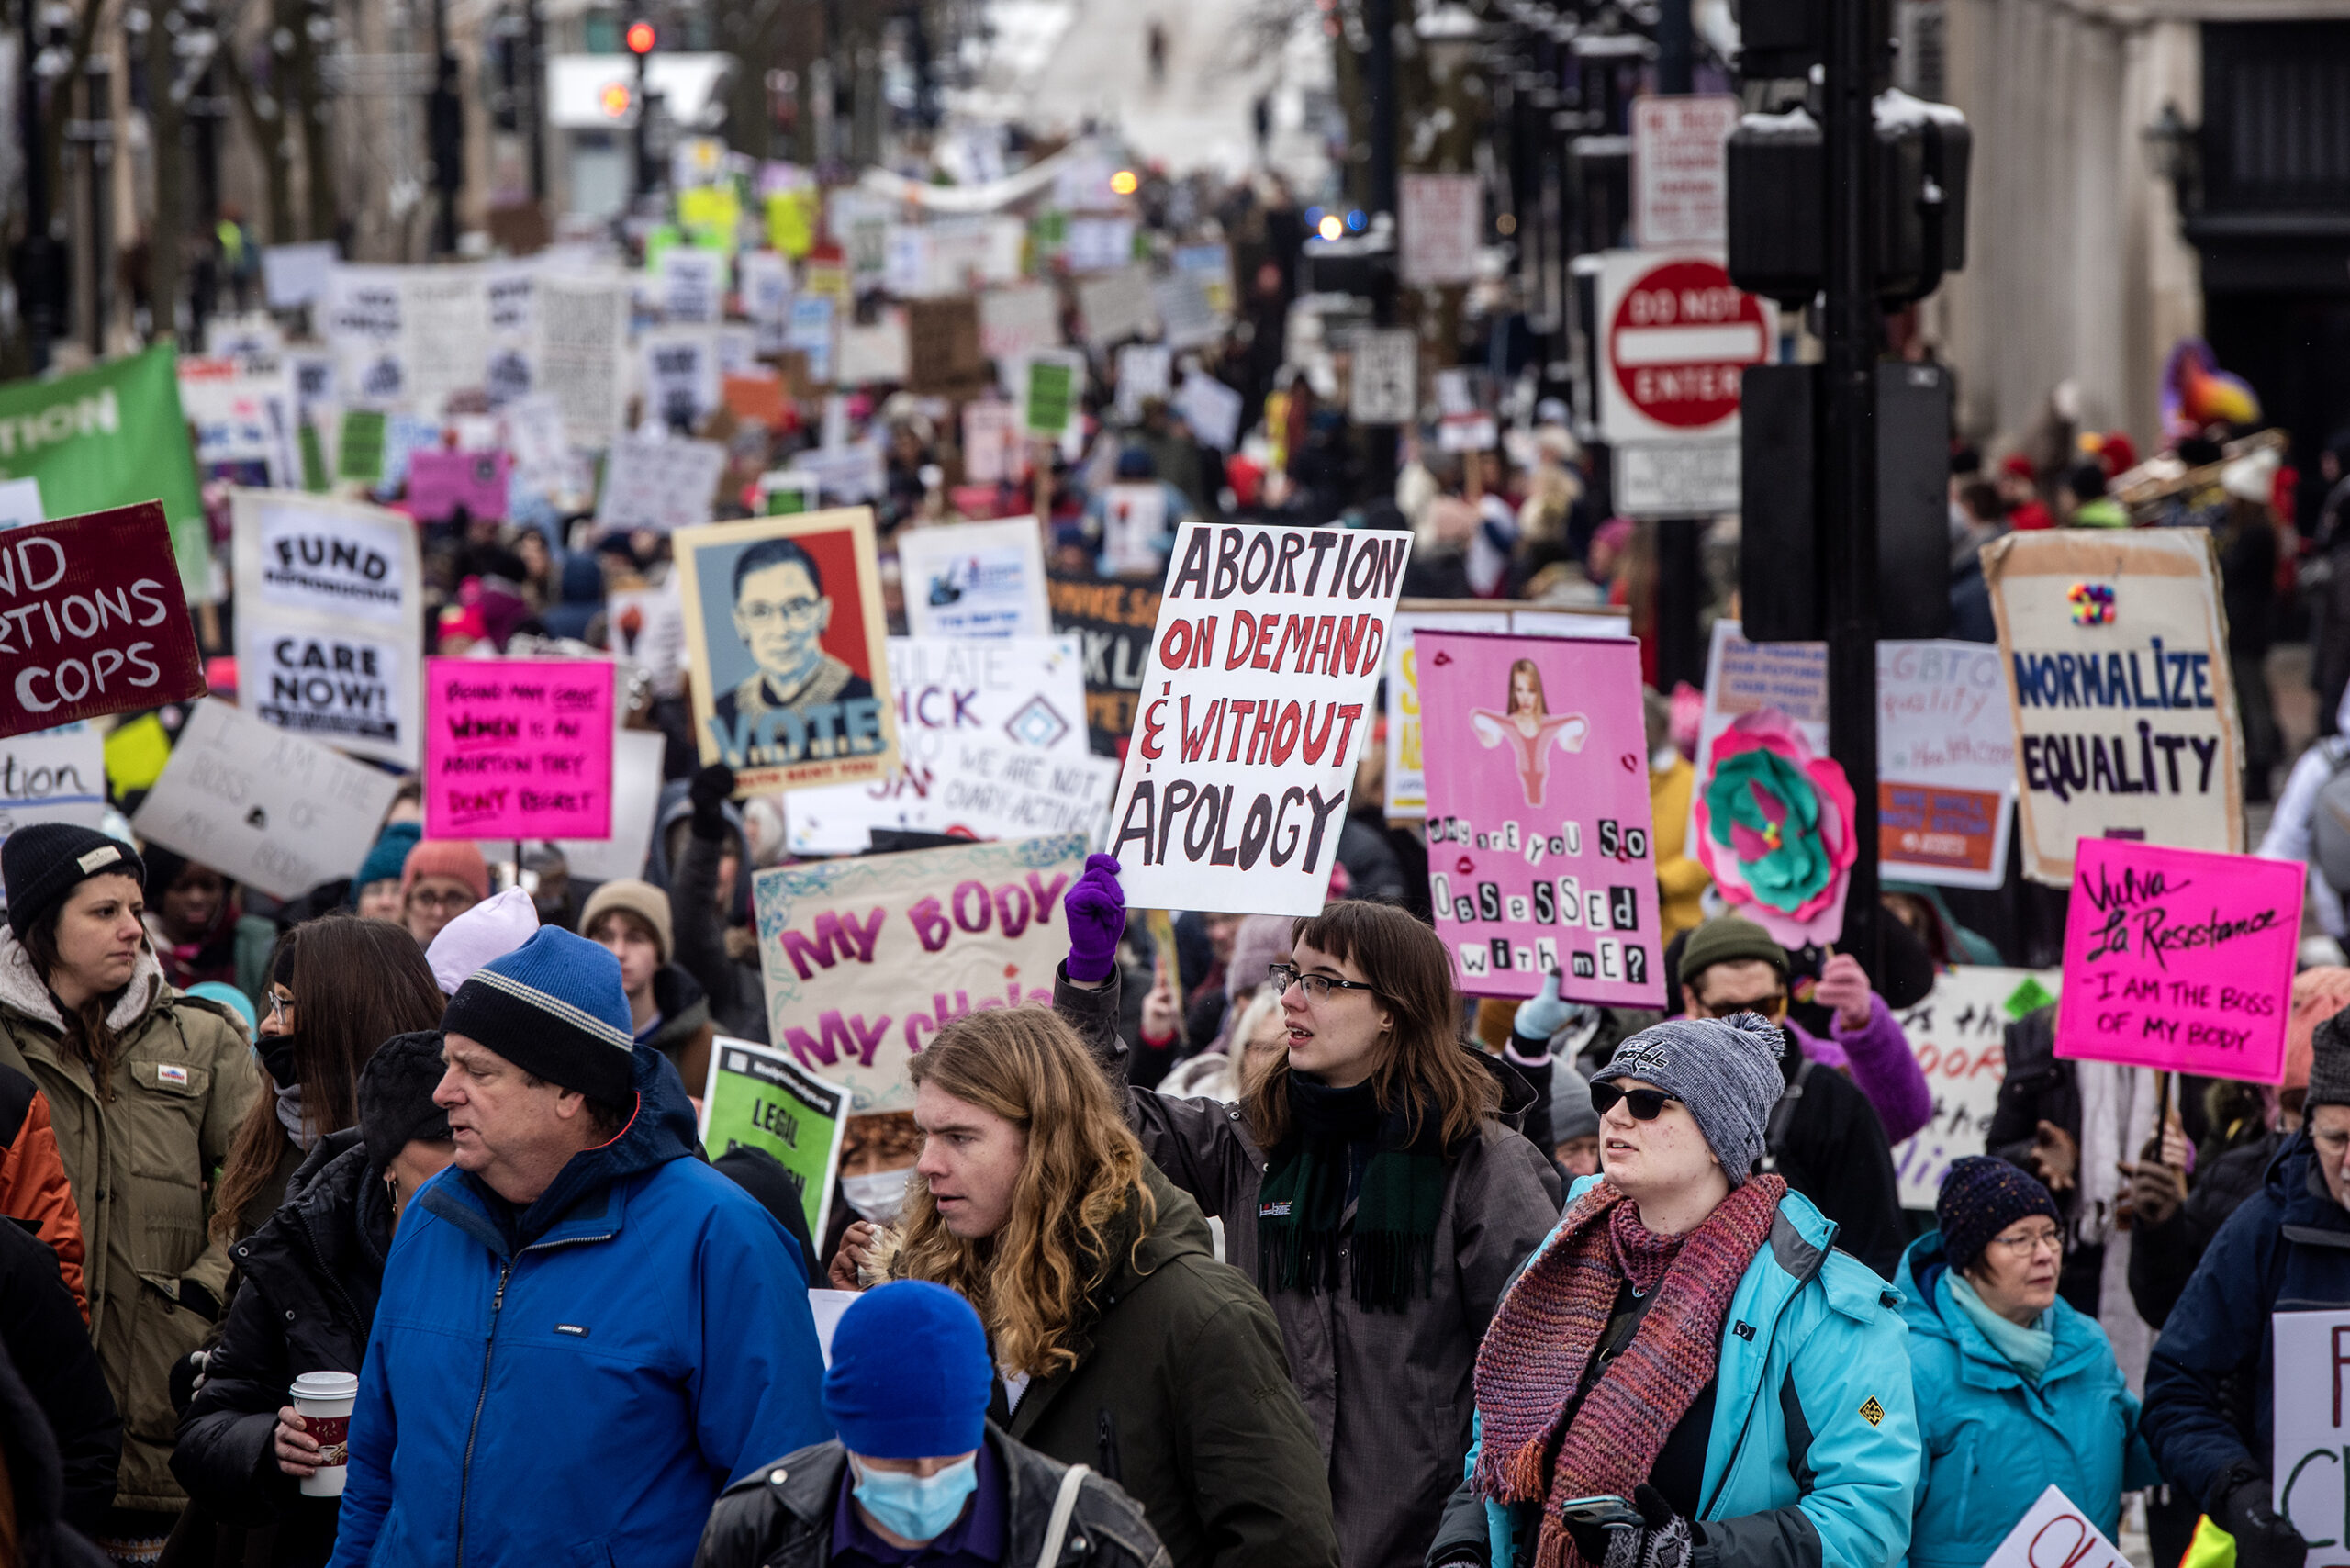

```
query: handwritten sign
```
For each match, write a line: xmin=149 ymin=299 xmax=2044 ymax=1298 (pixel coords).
xmin=2058 ymin=839 xmax=2300 ymax=1082
xmin=2275 ymin=1309 xmax=2350 ymax=1564
xmin=1981 ymin=1486 xmax=2130 ymax=1568
xmin=1876 ymin=640 xmax=2019 ymax=890
xmin=422 ymin=658 xmax=616 ymax=841
xmin=0 ymin=722 xmax=104 ymax=854
xmin=753 ymin=834 xmax=1086 ymax=1114
xmin=0 ymin=501 xmax=204 ymax=741
xmin=1888 ymin=967 xmax=2053 ymax=1208
xmin=1986 ymin=529 xmax=2242 ymax=884
xmin=597 ymin=434 xmax=727 ymax=532
xmin=1419 ymin=632 xmax=1662 ymax=1006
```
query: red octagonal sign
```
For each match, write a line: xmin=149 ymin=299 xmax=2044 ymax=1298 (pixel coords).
xmin=1606 ymin=257 xmax=1770 ymax=431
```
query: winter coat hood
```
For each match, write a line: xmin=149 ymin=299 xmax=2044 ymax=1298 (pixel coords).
xmin=0 ymin=929 xmax=169 ymax=1039
xmin=1894 ymin=1230 xmax=2109 ymax=1388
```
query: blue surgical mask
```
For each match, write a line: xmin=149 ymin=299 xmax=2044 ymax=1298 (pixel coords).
xmin=851 ymin=1452 xmax=979 ymax=1543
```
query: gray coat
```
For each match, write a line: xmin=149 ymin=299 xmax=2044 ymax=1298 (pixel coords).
xmin=1055 ymin=969 xmax=1562 ymax=1568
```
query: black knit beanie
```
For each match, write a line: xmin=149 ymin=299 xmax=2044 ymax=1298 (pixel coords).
xmin=2 ymin=824 xmax=147 ymax=942
xmin=358 ymin=1031 xmax=454 ymax=1175
xmin=1936 ymin=1156 xmax=2061 ymax=1272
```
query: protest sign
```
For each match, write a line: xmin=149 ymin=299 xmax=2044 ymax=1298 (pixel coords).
xmin=1152 ymin=274 xmax=1224 ymax=352
xmin=1113 ymin=343 xmax=1173 ymax=424
xmin=554 ymin=729 xmax=666 ymax=882
xmin=677 ymin=509 xmax=900 ymax=793
xmin=423 ymin=658 xmax=616 ymax=841
xmin=1065 ymin=218 xmax=1136 ymax=274
xmin=758 ymin=470 xmax=822 ymax=516
xmin=0 ymin=722 xmax=104 ymax=855
xmin=1887 ymin=967 xmax=2054 ymax=1208
xmin=1107 ymin=521 xmax=1412 ymax=914
xmin=532 ymin=274 xmax=632 ymax=445
xmin=322 ymin=265 xmax=408 ymax=407
xmin=699 ymin=1037 xmax=850 ymax=1243
xmin=0 ymin=501 xmax=204 ymax=741
xmin=659 ymin=247 xmax=727 ymax=322
xmin=178 ymin=353 xmax=298 ymax=487
xmin=961 ymin=400 xmax=1021 ymax=487
xmin=248 ymin=628 xmax=415 ymax=767
xmin=597 ymin=434 xmax=727 ymax=532
xmin=609 ymin=582 xmax=688 ymax=696
xmin=1980 ymin=1486 xmax=2130 ymax=1568
xmin=1077 ymin=267 xmax=1159 ymax=348
xmin=835 ymin=312 xmax=912 ymax=386
xmin=1418 ymin=633 xmax=1663 ymax=1004
xmin=1175 ymin=372 xmax=1242 ymax=452
xmin=263 ymin=241 xmax=337 ymax=309
xmin=1986 ymin=529 xmax=2242 ymax=884
xmin=1048 ymin=574 xmax=1161 ymax=757
xmin=906 ymin=297 xmax=988 ymax=396
xmin=640 ymin=326 xmax=722 ymax=431
xmin=232 ymin=490 xmax=418 ymax=630
xmin=897 ymin=518 xmax=1050 ymax=640
xmin=753 ymin=834 xmax=1087 ymax=1112
xmin=1876 ymin=640 xmax=2019 ymax=890
xmin=131 ymin=700 xmax=401 ymax=901
xmin=787 ymin=635 xmax=1093 ymax=853
xmin=336 ymin=409 xmax=387 ymax=485
xmin=1401 ymin=173 xmax=1482 ymax=286
xmin=1102 ymin=483 xmax=1169 ymax=577
xmin=1174 ymin=242 xmax=1236 ymax=314
xmin=0 ymin=347 xmax=209 ymax=599
xmin=785 ymin=296 xmax=837 ymax=385
xmin=1022 ymin=352 xmax=1084 ymax=438
xmin=2273 ymin=1309 xmax=2350 ymax=1558
xmin=400 ymin=269 xmax=494 ymax=415
xmin=979 ymin=283 xmax=1063 ymax=366
xmin=0 ymin=478 xmax=42 ymax=531
xmin=2058 ymin=839 xmax=2300 ymax=1082
xmin=406 ymin=449 xmax=511 ymax=522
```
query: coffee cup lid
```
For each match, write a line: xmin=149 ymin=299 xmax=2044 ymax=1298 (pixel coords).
xmin=290 ymin=1372 xmax=361 ymax=1400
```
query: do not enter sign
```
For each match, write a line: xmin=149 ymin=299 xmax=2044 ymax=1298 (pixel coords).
xmin=1597 ymin=252 xmax=1770 ymax=444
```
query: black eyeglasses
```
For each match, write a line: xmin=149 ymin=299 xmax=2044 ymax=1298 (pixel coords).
xmin=1266 ymin=963 xmax=1378 ymax=1002
xmin=1591 ymin=1082 xmax=1681 ymax=1121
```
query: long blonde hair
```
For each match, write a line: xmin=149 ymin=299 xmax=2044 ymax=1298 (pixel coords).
xmin=894 ymin=1007 xmax=1156 ymax=1377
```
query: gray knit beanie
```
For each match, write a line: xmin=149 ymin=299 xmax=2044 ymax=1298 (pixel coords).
xmin=2311 ymin=1012 xmax=2350 ymax=1111
xmin=1593 ymin=1014 xmax=1787 ymax=1183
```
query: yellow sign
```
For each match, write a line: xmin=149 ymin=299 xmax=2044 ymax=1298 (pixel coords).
xmin=766 ymin=190 xmax=818 ymax=258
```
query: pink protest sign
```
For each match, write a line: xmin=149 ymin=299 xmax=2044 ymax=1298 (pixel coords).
xmin=406 ymin=449 xmax=511 ymax=523
xmin=2057 ymin=838 xmax=2301 ymax=1082
xmin=423 ymin=658 xmax=615 ymax=841
xmin=1418 ymin=632 xmax=1663 ymax=1005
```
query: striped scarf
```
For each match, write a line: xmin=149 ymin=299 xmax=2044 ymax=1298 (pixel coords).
xmin=1472 ymin=1174 xmax=1785 ymax=1568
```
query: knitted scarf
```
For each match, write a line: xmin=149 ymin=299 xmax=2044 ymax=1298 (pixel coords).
xmin=1472 ymin=1174 xmax=1786 ymax=1568
xmin=1256 ymin=1073 xmax=1449 ymax=1313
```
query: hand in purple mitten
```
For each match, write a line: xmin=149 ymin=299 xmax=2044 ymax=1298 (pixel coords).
xmin=1064 ymin=853 xmax=1127 ymax=984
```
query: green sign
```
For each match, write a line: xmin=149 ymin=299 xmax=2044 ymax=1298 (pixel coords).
xmin=699 ymin=1036 xmax=849 ymax=1245
xmin=0 ymin=345 xmax=207 ymax=599
xmin=337 ymin=409 xmax=386 ymax=485
xmin=298 ymin=421 xmax=329 ymax=493
xmin=1024 ymin=357 xmax=1077 ymax=437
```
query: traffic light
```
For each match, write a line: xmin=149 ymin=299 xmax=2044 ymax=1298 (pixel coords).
xmin=625 ymin=19 xmax=656 ymax=54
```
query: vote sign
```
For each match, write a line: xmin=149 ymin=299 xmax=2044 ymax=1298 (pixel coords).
xmin=1598 ymin=252 xmax=1770 ymax=443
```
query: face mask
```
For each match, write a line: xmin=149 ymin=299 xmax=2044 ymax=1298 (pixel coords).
xmin=256 ymin=1034 xmax=299 ymax=1092
xmin=851 ymin=1453 xmax=978 ymax=1543
xmin=841 ymin=1167 xmax=913 ymax=1225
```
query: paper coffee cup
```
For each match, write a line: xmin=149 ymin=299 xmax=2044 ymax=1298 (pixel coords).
xmin=290 ymin=1371 xmax=360 ymax=1497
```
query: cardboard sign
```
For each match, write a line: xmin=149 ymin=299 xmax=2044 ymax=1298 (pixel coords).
xmin=676 ymin=509 xmax=901 ymax=793
xmin=407 ymin=449 xmax=511 ymax=522
xmin=1981 ymin=1486 xmax=2129 ymax=1568
xmin=1888 ymin=967 xmax=2054 ymax=1209
xmin=897 ymin=518 xmax=1050 ymax=640
xmin=1418 ymin=633 xmax=1663 ymax=1005
xmin=1107 ymin=521 xmax=1412 ymax=915
xmin=906 ymin=297 xmax=988 ymax=396
xmin=699 ymin=1037 xmax=850 ymax=1245
xmin=0 ymin=722 xmax=104 ymax=853
xmin=2058 ymin=839 xmax=2300 ymax=1083
xmin=1048 ymin=574 xmax=1161 ymax=757
xmin=753 ymin=834 xmax=1087 ymax=1113
xmin=1985 ymin=529 xmax=2242 ymax=884
xmin=788 ymin=635 xmax=1096 ymax=854
xmin=597 ymin=434 xmax=727 ymax=532
xmin=0 ymin=501 xmax=204 ymax=741
xmin=131 ymin=699 xmax=403 ymax=901
xmin=2274 ymin=1309 xmax=2350 ymax=1561
xmin=422 ymin=658 xmax=616 ymax=841
xmin=1876 ymin=640 xmax=2019 ymax=890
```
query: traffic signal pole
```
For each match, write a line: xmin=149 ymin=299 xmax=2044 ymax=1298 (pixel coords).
xmin=1653 ymin=0 xmax=1704 ymax=694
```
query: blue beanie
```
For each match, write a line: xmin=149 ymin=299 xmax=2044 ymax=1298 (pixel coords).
xmin=442 ymin=927 xmax=635 ymax=1103
xmin=355 ymin=823 xmax=422 ymax=892
xmin=823 ymin=1282 xmax=990 ymax=1460
xmin=1935 ymin=1156 xmax=2061 ymax=1272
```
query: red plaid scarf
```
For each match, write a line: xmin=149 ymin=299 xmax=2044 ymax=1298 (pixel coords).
xmin=1471 ymin=1175 xmax=1785 ymax=1568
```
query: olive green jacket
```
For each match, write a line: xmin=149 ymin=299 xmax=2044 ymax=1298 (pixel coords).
xmin=0 ymin=932 xmax=259 ymax=1511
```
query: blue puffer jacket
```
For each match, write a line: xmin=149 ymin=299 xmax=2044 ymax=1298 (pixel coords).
xmin=325 ymin=1044 xmax=830 ymax=1568
xmin=1895 ymin=1232 xmax=2157 ymax=1568
xmin=1434 ymin=1179 xmax=1921 ymax=1568
xmin=2143 ymin=1132 xmax=2350 ymax=1514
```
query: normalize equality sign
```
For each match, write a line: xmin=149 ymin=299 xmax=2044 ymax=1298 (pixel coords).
xmin=753 ymin=834 xmax=1087 ymax=1114
xmin=421 ymin=658 xmax=616 ymax=841
xmin=0 ymin=501 xmax=204 ymax=741
xmin=2274 ymin=1309 xmax=2350 ymax=1565
xmin=2057 ymin=839 xmax=2300 ymax=1083
xmin=1107 ymin=521 xmax=1411 ymax=916
xmin=1417 ymin=632 xmax=1664 ymax=1006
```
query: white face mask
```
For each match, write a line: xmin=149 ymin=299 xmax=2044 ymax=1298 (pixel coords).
xmin=842 ymin=1166 xmax=914 ymax=1224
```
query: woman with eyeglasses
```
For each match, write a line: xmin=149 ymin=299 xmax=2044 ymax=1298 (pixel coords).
xmin=1058 ymin=861 xmax=1562 ymax=1568
xmin=1427 ymin=1012 xmax=1920 ymax=1568
xmin=1895 ymin=1158 xmax=2155 ymax=1568
xmin=396 ymin=841 xmax=489 ymax=950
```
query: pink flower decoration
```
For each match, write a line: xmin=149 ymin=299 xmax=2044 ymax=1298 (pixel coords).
xmin=1694 ymin=708 xmax=1858 ymax=947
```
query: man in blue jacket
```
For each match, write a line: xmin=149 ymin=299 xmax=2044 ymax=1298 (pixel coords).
xmin=327 ymin=927 xmax=830 ymax=1568
xmin=2142 ymin=1014 xmax=2350 ymax=1568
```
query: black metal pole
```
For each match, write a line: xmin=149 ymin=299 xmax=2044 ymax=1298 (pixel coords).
xmin=525 ymin=0 xmax=547 ymax=200
xmin=1365 ymin=0 xmax=1397 ymax=220
xmin=1652 ymin=0 xmax=1701 ymax=693
xmin=431 ymin=0 xmax=460 ymax=254
xmin=1658 ymin=0 xmax=1693 ymax=93
xmin=17 ymin=0 xmax=54 ymax=371
xmin=632 ymin=47 xmax=652 ymax=195
xmin=1821 ymin=0 xmax=1881 ymax=972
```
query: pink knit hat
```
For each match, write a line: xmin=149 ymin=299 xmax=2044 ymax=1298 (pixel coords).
xmin=400 ymin=839 xmax=491 ymax=903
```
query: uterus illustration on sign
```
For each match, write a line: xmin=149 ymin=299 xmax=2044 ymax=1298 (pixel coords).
xmin=1469 ymin=658 xmax=1590 ymax=808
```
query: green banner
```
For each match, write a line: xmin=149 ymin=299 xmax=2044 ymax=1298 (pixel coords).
xmin=0 ymin=346 xmax=208 ymax=600
xmin=699 ymin=1036 xmax=848 ymax=1245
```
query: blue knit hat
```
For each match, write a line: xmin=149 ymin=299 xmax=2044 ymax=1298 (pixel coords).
xmin=823 ymin=1282 xmax=990 ymax=1460
xmin=1935 ymin=1156 xmax=2061 ymax=1272
xmin=355 ymin=822 xmax=421 ymax=893
xmin=442 ymin=927 xmax=635 ymax=1103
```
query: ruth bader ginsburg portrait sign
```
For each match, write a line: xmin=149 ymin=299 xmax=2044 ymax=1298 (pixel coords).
xmin=675 ymin=507 xmax=901 ymax=793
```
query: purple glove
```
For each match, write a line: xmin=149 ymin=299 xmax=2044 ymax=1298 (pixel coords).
xmin=1064 ymin=853 xmax=1127 ymax=984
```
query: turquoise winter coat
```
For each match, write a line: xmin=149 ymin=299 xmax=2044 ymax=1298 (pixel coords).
xmin=1436 ymin=1179 xmax=1922 ymax=1568
xmin=1894 ymin=1232 xmax=2158 ymax=1568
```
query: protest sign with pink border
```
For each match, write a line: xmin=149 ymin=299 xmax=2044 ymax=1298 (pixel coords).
xmin=407 ymin=449 xmax=511 ymax=523
xmin=423 ymin=657 xmax=614 ymax=841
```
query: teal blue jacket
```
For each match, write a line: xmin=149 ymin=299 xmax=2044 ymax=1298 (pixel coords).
xmin=1895 ymin=1232 xmax=2158 ymax=1568
xmin=1431 ymin=1180 xmax=1921 ymax=1568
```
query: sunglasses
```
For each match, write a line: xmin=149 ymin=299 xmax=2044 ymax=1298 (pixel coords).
xmin=1591 ymin=1082 xmax=1681 ymax=1121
